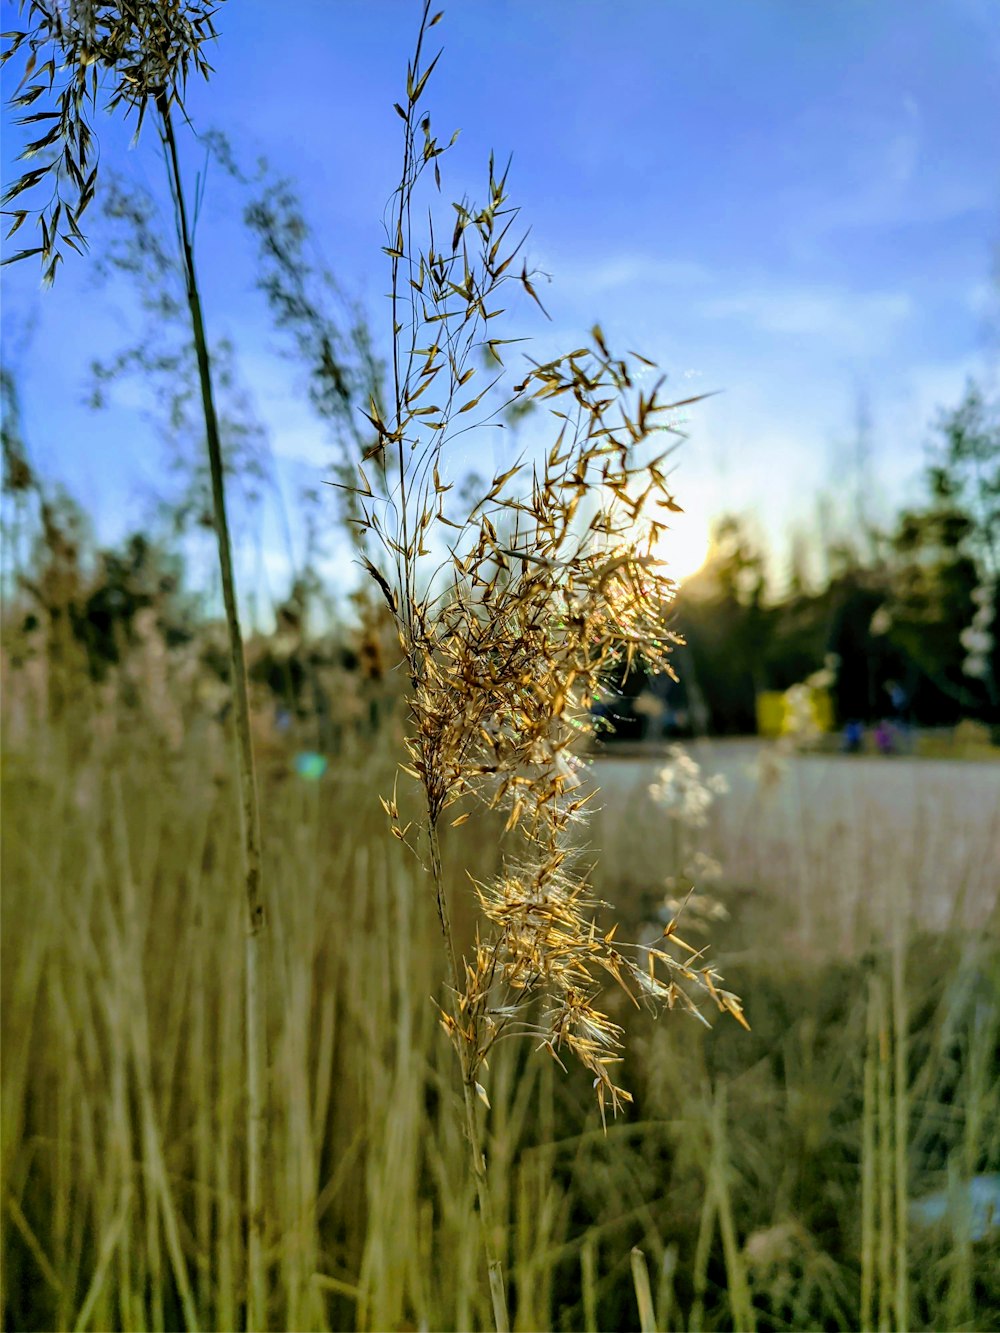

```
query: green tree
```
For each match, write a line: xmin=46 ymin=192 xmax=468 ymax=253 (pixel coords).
xmin=676 ymin=514 xmax=768 ymax=733
xmin=929 ymin=379 xmax=999 ymax=577
xmin=882 ymin=380 xmax=998 ymax=718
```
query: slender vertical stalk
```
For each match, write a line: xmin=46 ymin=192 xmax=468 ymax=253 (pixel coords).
xmin=157 ymin=97 xmax=268 ymax=1333
xmin=712 ymin=1090 xmax=755 ymax=1333
xmin=630 ymin=1247 xmax=657 ymax=1333
xmin=580 ymin=1234 xmax=598 ymax=1333
xmin=688 ymin=1177 xmax=717 ymax=1333
xmin=875 ymin=979 xmax=893 ymax=1333
xmin=891 ymin=939 xmax=909 ymax=1333
xmin=860 ymin=979 xmax=878 ymax=1332
xmin=426 ymin=822 xmax=509 ymax=1333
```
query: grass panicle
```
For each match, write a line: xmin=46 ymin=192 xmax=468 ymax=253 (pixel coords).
xmin=353 ymin=7 xmax=745 ymax=1322
xmin=362 ymin=0 xmax=745 ymax=1120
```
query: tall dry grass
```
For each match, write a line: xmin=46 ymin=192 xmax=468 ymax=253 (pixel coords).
xmin=352 ymin=6 xmax=745 ymax=1320
xmin=4 ymin=6 xmax=270 ymax=1318
xmin=3 ymin=7 xmax=998 ymax=1327
xmin=3 ymin=682 xmax=998 ymax=1331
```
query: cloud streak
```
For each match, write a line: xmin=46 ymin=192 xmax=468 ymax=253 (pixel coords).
xmin=694 ymin=285 xmax=913 ymax=350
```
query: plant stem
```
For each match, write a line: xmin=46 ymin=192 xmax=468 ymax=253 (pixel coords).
xmin=426 ymin=821 xmax=509 ymax=1333
xmin=629 ymin=1247 xmax=656 ymax=1333
xmin=891 ymin=939 xmax=909 ymax=1333
xmin=157 ymin=97 xmax=268 ymax=1333
xmin=875 ymin=977 xmax=893 ymax=1333
xmin=860 ymin=979 xmax=877 ymax=1332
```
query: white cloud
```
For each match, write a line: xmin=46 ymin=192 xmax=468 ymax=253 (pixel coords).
xmin=694 ymin=285 xmax=913 ymax=350
xmin=774 ymin=92 xmax=994 ymax=250
xmin=575 ymin=254 xmax=712 ymax=294
xmin=234 ymin=350 xmax=331 ymax=464
xmin=535 ymin=245 xmax=712 ymax=298
xmin=538 ymin=241 xmax=917 ymax=357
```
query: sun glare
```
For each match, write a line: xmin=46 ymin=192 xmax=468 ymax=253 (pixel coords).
xmin=653 ymin=508 xmax=711 ymax=585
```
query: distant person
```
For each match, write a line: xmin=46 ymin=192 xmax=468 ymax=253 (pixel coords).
xmin=875 ymin=719 xmax=894 ymax=755
xmin=843 ymin=719 xmax=863 ymax=754
xmin=886 ymin=680 xmax=911 ymax=754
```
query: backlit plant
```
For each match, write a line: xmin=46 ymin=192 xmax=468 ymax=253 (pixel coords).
xmin=355 ymin=7 xmax=747 ymax=1324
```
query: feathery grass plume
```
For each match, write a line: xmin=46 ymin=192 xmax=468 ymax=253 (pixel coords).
xmin=357 ymin=4 xmax=746 ymax=1323
xmin=369 ymin=0 xmax=748 ymax=1129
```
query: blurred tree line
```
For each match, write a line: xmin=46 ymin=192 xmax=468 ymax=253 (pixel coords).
xmin=2 ymin=155 xmax=997 ymax=743
xmin=627 ymin=380 xmax=999 ymax=738
xmin=0 ymin=153 xmax=402 ymax=753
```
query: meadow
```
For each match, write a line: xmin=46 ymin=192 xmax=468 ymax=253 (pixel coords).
xmin=3 ymin=667 xmax=998 ymax=1332
xmin=1 ymin=8 xmax=998 ymax=1331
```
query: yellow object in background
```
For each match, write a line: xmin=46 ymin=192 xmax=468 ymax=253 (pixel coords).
xmin=810 ymin=688 xmax=834 ymax=733
xmin=756 ymin=692 xmax=785 ymax=737
xmin=756 ymin=688 xmax=833 ymax=738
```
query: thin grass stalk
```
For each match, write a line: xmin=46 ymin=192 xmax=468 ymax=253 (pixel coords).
xmin=5 ymin=1196 xmax=62 ymax=1317
xmin=630 ymin=1246 xmax=657 ymax=1333
xmin=71 ymin=1189 xmax=131 ymax=1333
xmin=874 ymin=977 xmax=893 ymax=1333
xmin=860 ymin=977 xmax=878 ymax=1332
xmin=688 ymin=1177 xmax=717 ymax=1333
xmin=427 ymin=820 xmax=510 ymax=1332
xmin=655 ymin=1243 xmax=678 ymax=1333
xmin=711 ymin=1090 xmax=755 ymax=1333
xmin=891 ymin=935 xmax=909 ymax=1333
xmin=216 ymin=909 xmax=244 ymax=1333
xmin=156 ymin=97 xmax=268 ymax=1333
xmin=526 ymin=1061 xmax=559 ymax=1327
xmin=111 ymin=778 xmax=200 ymax=1332
xmin=947 ymin=944 xmax=991 ymax=1330
xmin=50 ymin=940 xmax=92 ymax=1328
xmin=0 ymin=884 xmax=53 ymax=1318
xmin=944 ymin=1157 xmax=973 ymax=1331
xmin=580 ymin=1235 xmax=598 ymax=1333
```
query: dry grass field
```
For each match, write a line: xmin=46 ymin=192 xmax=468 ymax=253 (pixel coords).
xmin=3 ymin=700 xmax=998 ymax=1331
xmin=2 ymin=6 xmax=997 ymax=1330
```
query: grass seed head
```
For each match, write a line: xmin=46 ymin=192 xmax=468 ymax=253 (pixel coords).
xmin=357 ymin=1 xmax=744 ymax=1118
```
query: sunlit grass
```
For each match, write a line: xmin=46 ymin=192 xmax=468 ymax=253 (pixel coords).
xmin=2 ymin=696 xmax=997 ymax=1331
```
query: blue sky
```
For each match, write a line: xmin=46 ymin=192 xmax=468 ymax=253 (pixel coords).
xmin=2 ymin=0 xmax=998 ymax=595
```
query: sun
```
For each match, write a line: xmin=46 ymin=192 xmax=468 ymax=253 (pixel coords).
xmin=652 ymin=508 xmax=711 ymax=585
